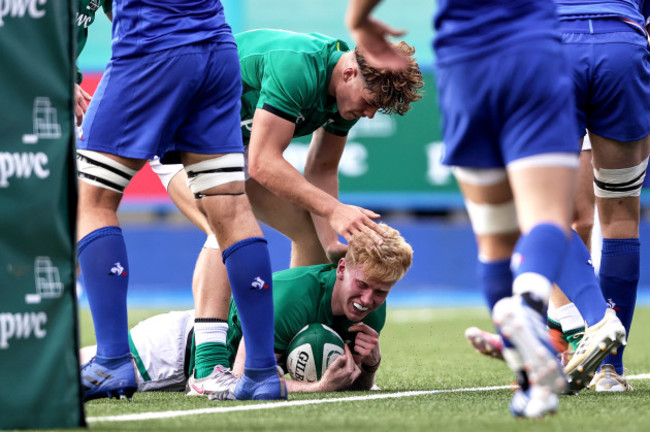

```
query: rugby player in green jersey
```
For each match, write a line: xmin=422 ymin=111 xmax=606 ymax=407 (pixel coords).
xmin=80 ymin=223 xmax=413 ymax=395
xmin=74 ymin=0 xmax=112 ymax=126
xmin=146 ymin=29 xmax=421 ymax=397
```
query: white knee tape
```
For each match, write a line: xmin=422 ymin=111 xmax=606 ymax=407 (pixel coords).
xmin=76 ymin=149 xmax=137 ymax=193
xmin=464 ymin=199 xmax=519 ymax=235
xmin=149 ymin=157 xmax=184 ymax=191
xmin=203 ymin=234 xmax=220 ymax=250
xmin=593 ymin=157 xmax=648 ymax=198
xmin=452 ymin=167 xmax=507 ymax=186
xmin=184 ymin=153 xmax=245 ymax=197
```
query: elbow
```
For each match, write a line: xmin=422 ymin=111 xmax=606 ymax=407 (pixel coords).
xmin=247 ymin=158 xmax=265 ymax=183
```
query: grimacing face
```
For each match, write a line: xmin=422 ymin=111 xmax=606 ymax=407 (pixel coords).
xmin=336 ymin=70 xmax=380 ymax=121
xmin=331 ymin=258 xmax=393 ymax=322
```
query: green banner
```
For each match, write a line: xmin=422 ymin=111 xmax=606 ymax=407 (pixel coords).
xmin=0 ymin=0 xmax=84 ymax=429
xmin=285 ymin=72 xmax=462 ymax=209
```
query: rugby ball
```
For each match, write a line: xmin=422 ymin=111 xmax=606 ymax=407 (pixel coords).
xmin=286 ymin=324 xmax=345 ymax=382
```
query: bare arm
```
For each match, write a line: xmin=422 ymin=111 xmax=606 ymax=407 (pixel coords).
xmin=233 ymin=337 xmax=361 ymax=392
xmin=304 ymin=129 xmax=349 ymax=262
xmin=348 ymin=322 xmax=381 ymax=390
xmin=248 ymin=109 xmax=385 ymax=244
xmin=346 ymin=0 xmax=408 ymax=70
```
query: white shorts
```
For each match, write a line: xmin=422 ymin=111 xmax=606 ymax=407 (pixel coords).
xmin=149 ymin=157 xmax=184 ymax=190
xmin=582 ymin=132 xmax=592 ymax=151
xmin=129 ymin=310 xmax=195 ymax=392
xmin=149 ymin=148 xmax=250 ymax=191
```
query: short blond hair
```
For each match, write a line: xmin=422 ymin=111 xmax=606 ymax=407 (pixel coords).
xmin=345 ymin=223 xmax=413 ymax=284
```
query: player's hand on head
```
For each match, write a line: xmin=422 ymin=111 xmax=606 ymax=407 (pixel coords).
xmin=330 ymin=203 xmax=386 ymax=246
xmin=350 ymin=17 xmax=409 ymax=71
xmin=319 ymin=344 xmax=361 ymax=391
xmin=348 ymin=322 xmax=381 ymax=369
xmin=74 ymin=84 xmax=92 ymax=126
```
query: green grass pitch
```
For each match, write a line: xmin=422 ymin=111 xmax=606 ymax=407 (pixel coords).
xmin=80 ymin=307 xmax=650 ymax=431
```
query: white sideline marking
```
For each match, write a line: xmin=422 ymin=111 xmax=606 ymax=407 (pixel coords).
xmin=88 ymin=374 xmax=650 ymax=423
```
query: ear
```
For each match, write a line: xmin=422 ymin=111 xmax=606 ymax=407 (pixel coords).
xmin=342 ymin=67 xmax=357 ymax=83
xmin=336 ymin=258 xmax=346 ymax=279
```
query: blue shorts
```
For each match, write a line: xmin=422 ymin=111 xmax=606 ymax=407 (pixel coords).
xmin=78 ymin=42 xmax=244 ymax=163
xmin=561 ymin=19 xmax=650 ymax=142
xmin=437 ymin=41 xmax=578 ymax=168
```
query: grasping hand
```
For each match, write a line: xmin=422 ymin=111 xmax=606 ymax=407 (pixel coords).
xmin=318 ymin=344 xmax=361 ymax=391
xmin=348 ymin=322 xmax=381 ymax=369
xmin=74 ymin=84 xmax=92 ymax=126
xmin=329 ymin=203 xmax=386 ymax=247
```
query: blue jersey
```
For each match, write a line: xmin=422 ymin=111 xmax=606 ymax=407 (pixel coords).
xmin=555 ymin=0 xmax=645 ymax=26
xmin=433 ymin=0 xmax=560 ymax=65
xmin=111 ymin=0 xmax=235 ymax=58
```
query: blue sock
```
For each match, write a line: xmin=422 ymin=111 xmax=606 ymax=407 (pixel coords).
xmin=77 ymin=226 xmax=130 ymax=361
xmin=512 ymin=224 xmax=569 ymax=306
xmin=556 ymin=230 xmax=607 ymax=327
xmin=599 ymin=238 xmax=640 ymax=374
xmin=478 ymin=258 xmax=512 ymax=311
xmin=222 ymin=237 xmax=276 ymax=372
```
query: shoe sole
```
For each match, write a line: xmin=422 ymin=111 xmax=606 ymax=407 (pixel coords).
xmin=564 ymin=326 xmax=626 ymax=393
xmin=493 ymin=299 xmax=566 ymax=397
xmin=84 ymin=385 xmax=137 ymax=402
xmin=465 ymin=327 xmax=504 ymax=361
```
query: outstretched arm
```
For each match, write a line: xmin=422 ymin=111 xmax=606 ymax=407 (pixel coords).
xmin=248 ymin=109 xmax=386 ymax=245
xmin=305 ymin=129 xmax=353 ymax=262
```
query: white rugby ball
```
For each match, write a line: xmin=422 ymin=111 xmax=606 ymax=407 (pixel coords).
xmin=286 ymin=323 xmax=345 ymax=382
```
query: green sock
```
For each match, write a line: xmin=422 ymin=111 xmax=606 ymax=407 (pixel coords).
xmin=563 ymin=327 xmax=585 ymax=352
xmin=547 ymin=317 xmax=562 ymax=332
xmin=194 ymin=342 xmax=231 ymax=379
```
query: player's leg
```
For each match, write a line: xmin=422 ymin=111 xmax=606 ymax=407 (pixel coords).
xmin=181 ymin=152 xmax=285 ymax=400
xmin=76 ymin=152 xmax=145 ymax=401
xmin=548 ymin=146 xmax=592 ymax=355
xmin=453 ymin=169 xmax=517 ymax=359
xmin=153 ymin=161 xmax=235 ymax=393
xmin=581 ymin=33 xmax=650 ymax=386
xmin=246 ymin=177 xmax=329 ymax=267
xmin=76 ymin=43 xmax=227 ymax=401
xmin=590 ymin=131 xmax=650 ymax=387
xmin=174 ymin=43 xmax=285 ymax=401
xmin=572 ymin=147 xmax=595 ymax=248
xmin=547 ymin=289 xmax=583 ymax=355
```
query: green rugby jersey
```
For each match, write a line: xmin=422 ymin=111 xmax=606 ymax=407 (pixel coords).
xmin=226 ymin=264 xmax=386 ymax=366
xmin=236 ymin=29 xmax=359 ymax=143
xmin=75 ymin=0 xmax=112 ymax=83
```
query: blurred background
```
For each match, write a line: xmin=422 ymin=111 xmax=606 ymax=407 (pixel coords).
xmin=77 ymin=0 xmax=650 ymax=309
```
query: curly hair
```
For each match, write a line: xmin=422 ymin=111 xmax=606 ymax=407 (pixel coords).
xmin=346 ymin=223 xmax=413 ymax=284
xmin=354 ymin=42 xmax=424 ymax=116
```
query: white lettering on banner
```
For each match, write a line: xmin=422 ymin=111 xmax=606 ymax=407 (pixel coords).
xmin=426 ymin=141 xmax=453 ymax=185
xmin=0 ymin=312 xmax=47 ymax=349
xmin=348 ymin=114 xmax=395 ymax=139
xmin=283 ymin=142 xmax=368 ymax=177
xmin=75 ymin=12 xmax=91 ymax=29
xmin=0 ymin=152 xmax=50 ymax=187
xmin=0 ymin=0 xmax=47 ymax=27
